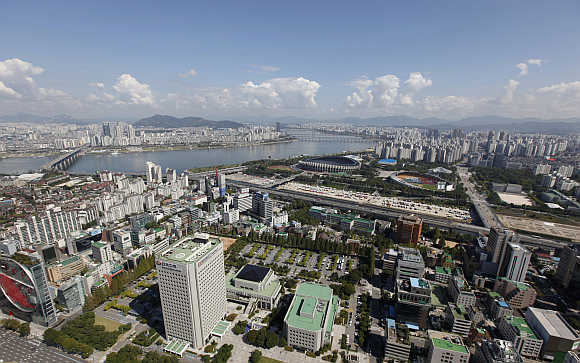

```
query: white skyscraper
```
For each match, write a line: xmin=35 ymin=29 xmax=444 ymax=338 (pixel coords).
xmin=157 ymin=233 xmax=227 ymax=350
xmin=146 ymin=161 xmax=163 ymax=184
xmin=500 ymin=243 xmax=531 ymax=282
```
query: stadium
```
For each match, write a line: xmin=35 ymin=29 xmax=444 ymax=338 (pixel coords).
xmin=0 ymin=254 xmax=57 ymax=326
xmin=390 ymin=171 xmax=454 ymax=191
xmin=297 ymin=155 xmax=361 ymax=173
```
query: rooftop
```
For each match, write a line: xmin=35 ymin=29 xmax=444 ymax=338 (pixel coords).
xmin=236 ymin=264 xmax=270 ymax=282
xmin=285 ymin=283 xmax=337 ymax=332
xmin=92 ymin=241 xmax=106 ymax=248
xmin=527 ymin=307 xmax=580 ymax=340
xmin=507 ymin=316 xmax=538 ymax=339
xmin=159 ymin=233 xmax=221 ymax=263
xmin=432 ymin=338 xmax=468 ymax=353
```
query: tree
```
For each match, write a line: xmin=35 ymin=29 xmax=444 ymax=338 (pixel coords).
xmin=249 ymin=350 xmax=262 ymax=363
xmin=18 ymin=322 xmax=30 ymax=337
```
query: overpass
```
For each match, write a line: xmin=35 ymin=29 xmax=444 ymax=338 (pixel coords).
xmin=41 ymin=148 xmax=83 ymax=171
xmin=227 ymin=179 xmax=567 ymax=251
xmin=187 ymin=166 xmax=248 ymax=179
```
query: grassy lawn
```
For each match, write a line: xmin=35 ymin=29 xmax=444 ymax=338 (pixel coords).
xmin=94 ymin=315 xmax=122 ymax=332
xmin=259 ymin=357 xmax=285 ymax=363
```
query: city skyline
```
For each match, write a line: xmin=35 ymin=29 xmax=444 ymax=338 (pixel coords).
xmin=1 ymin=1 xmax=580 ymax=120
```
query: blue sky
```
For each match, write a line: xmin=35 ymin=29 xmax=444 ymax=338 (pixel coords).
xmin=1 ymin=1 xmax=579 ymax=120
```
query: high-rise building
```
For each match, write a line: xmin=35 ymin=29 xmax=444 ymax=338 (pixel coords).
xmin=233 ymin=192 xmax=252 ymax=212
xmin=0 ymin=253 xmax=57 ymax=326
xmin=492 ymin=278 xmax=537 ymax=309
xmin=384 ymin=318 xmax=411 ymax=361
xmin=145 ymin=161 xmax=162 ymax=184
xmin=499 ymin=243 xmax=531 ymax=282
xmin=166 ymin=168 xmax=177 ymax=184
xmin=555 ymin=245 xmax=580 ymax=288
xmin=252 ymin=192 xmax=273 ymax=219
xmin=396 ymin=277 xmax=432 ymax=329
xmin=396 ymin=214 xmax=423 ymax=246
xmin=15 ymin=208 xmax=81 ymax=248
xmin=487 ymin=228 xmax=519 ymax=276
xmin=217 ymin=174 xmax=226 ymax=197
xmin=498 ymin=316 xmax=543 ymax=359
xmin=157 ymin=233 xmax=227 ymax=350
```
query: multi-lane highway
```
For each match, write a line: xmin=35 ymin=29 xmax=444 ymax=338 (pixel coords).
xmin=227 ymin=179 xmax=566 ymax=250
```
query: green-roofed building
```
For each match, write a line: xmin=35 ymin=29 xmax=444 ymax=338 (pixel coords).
xmin=427 ymin=330 xmax=470 ymax=363
xmin=498 ymin=315 xmax=543 ymax=359
xmin=283 ymin=282 xmax=339 ymax=352
xmin=446 ymin=303 xmax=472 ymax=337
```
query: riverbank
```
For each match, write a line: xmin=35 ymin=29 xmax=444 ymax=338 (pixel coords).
xmin=0 ymin=151 xmax=62 ymax=159
xmin=84 ymin=137 xmax=296 ymax=155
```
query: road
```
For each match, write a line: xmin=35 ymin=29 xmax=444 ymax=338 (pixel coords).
xmin=457 ymin=166 xmax=503 ymax=230
xmin=228 ymin=179 xmax=568 ymax=250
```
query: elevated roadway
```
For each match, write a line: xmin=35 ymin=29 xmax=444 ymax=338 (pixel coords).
xmin=227 ymin=179 xmax=567 ymax=251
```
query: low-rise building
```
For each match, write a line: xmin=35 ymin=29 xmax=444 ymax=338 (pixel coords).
xmin=284 ymin=282 xmax=339 ymax=352
xmin=46 ymin=255 xmax=85 ymax=283
xmin=474 ymin=339 xmax=523 ymax=363
xmin=446 ymin=303 xmax=472 ymax=337
xmin=493 ymin=278 xmax=536 ymax=309
xmin=435 ymin=266 xmax=452 ymax=283
xmin=384 ymin=319 xmax=411 ymax=361
xmin=427 ymin=330 xmax=470 ymax=363
xmin=448 ymin=274 xmax=476 ymax=307
xmin=226 ymin=264 xmax=282 ymax=310
xmin=498 ymin=316 xmax=543 ymax=359
xmin=525 ymin=307 xmax=580 ymax=354
xmin=490 ymin=298 xmax=512 ymax=321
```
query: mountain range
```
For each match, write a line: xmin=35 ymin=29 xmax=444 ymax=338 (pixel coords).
xmin=133 ymin=115 xmax=243 ymax=129
xmin=0 ymin=113 xmax=578 ymax=134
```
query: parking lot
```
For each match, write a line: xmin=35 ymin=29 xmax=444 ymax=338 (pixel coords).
xmin=237 ymin=242 xmax=359 ymax=282
xmin=0 ymin=329 xmax=85 ymax=363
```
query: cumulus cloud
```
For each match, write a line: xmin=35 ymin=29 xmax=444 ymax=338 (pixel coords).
xmin=112 ymin=74 xmax=154 ymax=105
xmin=516 ymin=58 xmax=543 ymax=76
xmin=240 ymin=77 xmax=320 ymax=109
xmin=404 ymin=72 xmax=432 ymax=92
xmin=0 ymin=81 xmax=22 ymax=98
xmin=89 ymin=82 xmax=105 ymax=88
xmin=501 ymin=79 xmax=519 ymax=103
xmin=516 ymin=63 xmax=528 ymax=76
xmin=179 ymin=69 xmax=197 ymax=78
xmin=346 ymin=75 xmax=400 ymax=108
xmin=0 ymin=58 xmax=43 ymax=79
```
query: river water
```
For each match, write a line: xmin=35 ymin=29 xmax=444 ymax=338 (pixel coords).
xmin=0 ymin=130 xmax=375 ymax=175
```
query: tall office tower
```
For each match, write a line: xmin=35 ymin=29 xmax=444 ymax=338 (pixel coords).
xmin=555 ymin=244 xmax=580 ymax=288
xmin=146 ymin=161 xmax=156 ymax=184
xmin=396 ymin=214 xmax=423 ymax=246
xmin=204 ymin=177 xmax=213 ymax=196
xmin=499 ymin=243 xmax=531 ymax=282
xmin=487 ymin=228 xmax=520 ymax=275
xmin=166 ymin=168 xmax=177 ymax=184
xmin=252 ymin=192 xmax=273 ymax=219
xmin=157 ymin=233 xmax=227 ymax=349
xmin=217 ymin=173 xmax=226 ymax=197
xmin=102 ymin=122 xmax=111 ymax=137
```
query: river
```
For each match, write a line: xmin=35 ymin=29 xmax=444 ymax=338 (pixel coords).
xmin=0 ymin=130 xmax=375 ymax=175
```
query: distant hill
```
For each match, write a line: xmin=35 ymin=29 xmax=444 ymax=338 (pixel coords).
xmin=134 ymin=114 xmax=244 ymax=129
xmin=0 ymin=113 xmax=89 ymax=124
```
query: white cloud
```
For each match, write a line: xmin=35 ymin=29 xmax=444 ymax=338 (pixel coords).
xmin=516 ymin=63 xmax=528 ymax=76
xmin=89 ymin=82 xmax=105 ymax=89
xmin=112 ymin=74 xmax=154 ymax=105
xmin=0 ymin=81 xmax=22 ymax=99
xmin=240 ymin=77 xmax=320 ymax=109
xmin=404 ymin=72 xmax=432 ymax=92
xmin=0 ymin=58 xmax=43 ymax=79
xmin=536 ymin=81 xmax=580 ymax=95
xmin=516 ymin=58 xmax=543 ymax=77
xmin=501 ymin=79 xmax=519 ymax=103
xmin=179 ymin=69 xmax=197 ymax=78
xmin=346 ymin=75 xmax=400 ymax=108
